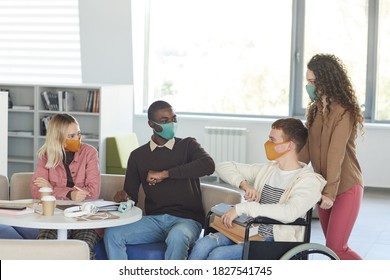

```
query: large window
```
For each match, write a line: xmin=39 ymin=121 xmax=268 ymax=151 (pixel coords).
xmin=145 ymin=0 xmax=292 ymax=117
xmin=303 ymin=0 xmax=368 ymax=109
xmin=376 ymin=0 xmax=390 ymax=121
xmin=133 ymin=0 xmax=389 ymax=122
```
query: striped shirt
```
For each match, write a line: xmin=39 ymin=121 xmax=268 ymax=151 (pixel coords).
xmin=258 ymin=167 xmax=301 ymax=238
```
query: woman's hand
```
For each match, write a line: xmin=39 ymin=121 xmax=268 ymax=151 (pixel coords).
xmin=319 ymin=195 xmax=334 ymax=210
xmin=70 ymin=188 xmax=89 ymax=202
xmin=33 ymin=177 xmax=53 ymax=189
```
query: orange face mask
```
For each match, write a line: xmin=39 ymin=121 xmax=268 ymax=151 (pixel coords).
xmin=65 ymin=139 xmax=81 ymax=152
xmin=264 ymin=140 xmax=289 ymax=160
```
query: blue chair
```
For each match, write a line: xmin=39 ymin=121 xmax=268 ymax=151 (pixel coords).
xmin=94 ymin=240 xmax=166 ymax=260
xmin=0 ymin=224 xmax=24 ymax=239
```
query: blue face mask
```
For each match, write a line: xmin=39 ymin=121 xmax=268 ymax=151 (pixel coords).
xmin=151 ymin=121 xmax=177 ymax=140
xmin=306 ymin=84 xmax=318 ymax=101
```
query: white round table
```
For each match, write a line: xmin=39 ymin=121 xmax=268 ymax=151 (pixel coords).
xmin=0 ymin=206 xmax=142 ymax=240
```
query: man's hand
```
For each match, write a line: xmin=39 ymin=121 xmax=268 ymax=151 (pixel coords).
xmin=146 ymin=170 xmax=169 ymax=186
xmin=319 ymin=195 xmax=334 ymax=210
xmin=113 ymin=190 xmax=130 ymax=203
xmin=239 ymin=180 xmax=259 ymax=202
xmin=221 ymin=207 xmax=239 ymax=228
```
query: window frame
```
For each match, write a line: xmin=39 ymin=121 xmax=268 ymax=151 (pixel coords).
xmin=134 ymin=0 xmax=387 ymax=123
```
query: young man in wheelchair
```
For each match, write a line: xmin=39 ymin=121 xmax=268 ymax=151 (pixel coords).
xmin=189 ymin=118 xmax=326 ymax=260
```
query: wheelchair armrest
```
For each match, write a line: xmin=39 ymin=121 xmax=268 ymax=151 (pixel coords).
xmin=249 ymin=216 xmax=307 ymax=226
xmin=244 ymin=209 xmax=312 ymax=241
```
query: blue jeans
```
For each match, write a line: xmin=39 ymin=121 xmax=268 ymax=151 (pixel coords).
xmin=104 ymin=214 xmax=202 ymax=260
xmin=188 ymin=232 xmax=274 ymax=260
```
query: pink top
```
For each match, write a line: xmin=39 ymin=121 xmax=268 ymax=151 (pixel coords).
xmin=31 ymin=143 xmax=101 ymax=200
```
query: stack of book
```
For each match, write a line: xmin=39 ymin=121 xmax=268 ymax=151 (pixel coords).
xmin=40 ymin=91 xmax=75 ymax=111
xmin=83 ymin=89 xmax=99 ymax=112
xmin=0 ymin=201 xmax=35 ymax=215
xmin=210 ymin=203 xmax=263 ymax=243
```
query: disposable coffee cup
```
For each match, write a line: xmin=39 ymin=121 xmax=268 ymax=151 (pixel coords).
xmin=39 ymin=187 xmax=53 ymax=199
xmin=41 ymin=195 xmax=56 ymax=216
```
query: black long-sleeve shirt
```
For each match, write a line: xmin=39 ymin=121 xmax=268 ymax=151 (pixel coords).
xmin=123 ymin=137 xmax=215 ymax=225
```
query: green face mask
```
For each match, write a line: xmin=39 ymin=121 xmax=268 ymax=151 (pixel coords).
xmin=151 ymin=121 xmax=177 ymax=140
xmin=305 ymin=84 xmax=318 ymax=101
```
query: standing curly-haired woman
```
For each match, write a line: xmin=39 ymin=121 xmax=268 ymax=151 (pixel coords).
xmin=299 ymin=54 xmax=364 ymax=260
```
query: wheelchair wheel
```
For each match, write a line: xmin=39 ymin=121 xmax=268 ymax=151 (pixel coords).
xmin=280 ymin=243 xmax=340 ymax=260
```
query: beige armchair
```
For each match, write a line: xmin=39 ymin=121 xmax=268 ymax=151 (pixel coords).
xmin=0 ymin=239 xmax=90 ymax=260
xmin=99 ymin=173 xmax=126 ymax=201
xmin=200 ymin=183 xmax=242 ymax=214
xmin=9 ymin=172 xmax=33 ymax=200
xmin=99 ymin=174 xmax=243 ymax=216
xmin=0 ymin=174 xmax=9 ymax=200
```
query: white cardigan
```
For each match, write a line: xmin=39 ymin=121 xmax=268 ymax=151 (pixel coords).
xmin=216 ymin=161 xmax=326 ymax=242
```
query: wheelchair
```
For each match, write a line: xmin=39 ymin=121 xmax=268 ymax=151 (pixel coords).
xmin=205 ymin=207 xmax=339 ymax=260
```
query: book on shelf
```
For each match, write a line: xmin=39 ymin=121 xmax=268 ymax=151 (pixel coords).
xmin=63 ymin=91 xmax=75 ymax=111
xmin=48 ymin=91 xmax=58 ymax=111
xmin=8 ymin=130 xmax=34 ymax=136
xmin=57 ymin=91 xmax=63 ymax=111
xmin=84 ymin=89 xmax=99 ymax=112
xmin=41 ymin=90 xmax=75 ymax=112
xmin=40 ymin=91 xmax=51 ymax=110
xmin=92 ymin=89 xmax=97 ymax=112
xmin=57 ymin=90 xmax=75 ymax=112
xmin=87 ymin=90 xmax=94 ymax=112
xmin=40 ymin=115 xmax=52 ymax=135
xmin=94 ymin=90 xmax=99 ymax=112
xmin=11 ymin=105 xmax=34 ymax=110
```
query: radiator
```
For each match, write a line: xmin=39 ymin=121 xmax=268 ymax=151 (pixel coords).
xmin=204 ymin=126 xmax=248 ymax=163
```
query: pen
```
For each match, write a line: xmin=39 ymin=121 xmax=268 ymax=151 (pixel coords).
xmin=74 ymin=186 xmax=90 ymax=195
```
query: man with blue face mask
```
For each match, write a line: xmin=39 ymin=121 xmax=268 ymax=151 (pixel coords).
xmin=104 ymin=100 xmax=215 ymax=260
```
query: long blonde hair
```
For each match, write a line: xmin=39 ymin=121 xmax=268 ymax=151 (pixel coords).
xmin=38 ymin=113 xmax=79 ymax=168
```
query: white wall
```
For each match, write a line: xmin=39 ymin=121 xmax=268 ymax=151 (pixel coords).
xmin=134 ymin=114 xmax=390 ymax=189
xmin=0 ymin=91 xmax=7 ymax=176
xmin=79 ymin=0 xmax=133 ymax=84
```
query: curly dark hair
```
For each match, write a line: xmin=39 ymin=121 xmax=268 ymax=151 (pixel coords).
xmin=305 ymin=54 xmax=364 ymax=136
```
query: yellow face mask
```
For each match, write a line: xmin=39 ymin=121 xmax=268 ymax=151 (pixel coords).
xmin=264 ymin=140 xmax=289 ymax=160
xmin=65 ymin=139 xmax=81 ymax=152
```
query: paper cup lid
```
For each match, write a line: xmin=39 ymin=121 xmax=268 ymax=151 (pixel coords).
xmin=41 ymin=195 xmax=56 ymax=201
xmin=39 ymin=187 xmax=53 ymax=192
